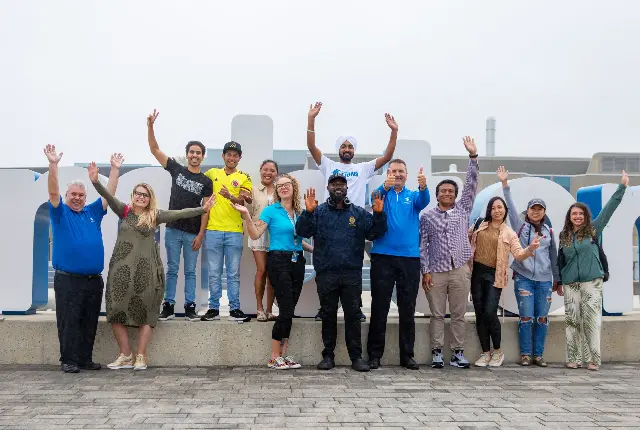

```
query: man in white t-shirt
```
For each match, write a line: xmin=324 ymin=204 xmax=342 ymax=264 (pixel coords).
xmin=306 ymin=101 xmax=398 ymax=320
xmin=306 ymin=102 xmax=398 ymax=207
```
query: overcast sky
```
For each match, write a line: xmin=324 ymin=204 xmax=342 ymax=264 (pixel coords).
xmin=1 ymin=0 xmax=639 ymax=167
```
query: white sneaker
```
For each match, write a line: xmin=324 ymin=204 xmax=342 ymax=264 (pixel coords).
xmin=133 ymin=354 xmax=148 ymax=371
xmin=283 ymin=356 xmax=302 ymax=369
xmin=267 ymin=357 xmax=289 ymax=370
xmin=107 ymin=353 xmax=134 ymax=369
xmin=488 ymin=350 xmax=504 ymax=367
xmin=474 ymin=352 xmax=491 ymax=367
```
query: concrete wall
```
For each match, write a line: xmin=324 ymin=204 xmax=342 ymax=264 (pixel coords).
xmin=2 ymin=314 xmax=640 ymax=366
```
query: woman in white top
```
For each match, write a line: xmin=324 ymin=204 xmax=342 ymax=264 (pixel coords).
xmin=249 ymin=160 xmax=278 ymax=322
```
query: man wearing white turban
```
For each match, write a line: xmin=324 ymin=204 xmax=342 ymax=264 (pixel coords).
xmin=306 ymin=102 xmax=398 ymax=208
xmin=306 ymin=102 xmax=398 ymax=322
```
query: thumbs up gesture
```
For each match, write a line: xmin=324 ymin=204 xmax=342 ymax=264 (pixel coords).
xmin=417 ymin=166 xmax=427 ymax=190
xmin=529 ymin=233 xmax=542 ymax=252
xmin=383 ymin=170 xmax=395 ymax=191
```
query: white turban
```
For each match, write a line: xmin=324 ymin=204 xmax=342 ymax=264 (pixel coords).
xmin=335 ymin=135 xmax=358 ymax=153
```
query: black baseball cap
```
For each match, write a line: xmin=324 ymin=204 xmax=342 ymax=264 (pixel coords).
xmin=328 ymin=173 xmax=347 ymax=184
xmin=223 ymin=141 xmax=242 ymax=155
xmin=527 ymin=198 xmax=546 ymax=209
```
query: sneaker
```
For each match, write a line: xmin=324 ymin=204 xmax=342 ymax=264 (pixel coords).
xmin=267 ymin=357 xmax=289 ymax=370
xmin=488 ymin=350 xmax=504 ymax=367
xmin=317 ymin=356 xmax=335 ymax=370
xmin=184 ymin=303 xmax=199 ymax=322
xmin=158 ymin=302 xmax=175 ymax=321
xmin=314 ymin=309 xmax=323 ymax=321
xmin=450 ymin=350 xmax=471 ymax=368
xmin=431 ymin=349 xmax=444 ymax=369
xmin=283 ymin=356 xmax=302 ymax=369
xmin=474 ymin=352 xmax=491 ymax=367
xmin=351 ymin=358 xmax=370 ymax=372
xmin=229 ymin=309 xmax=251 ymax=322
xmin=200 ymin=309 xmax=220 ymax=321
xmin=133 ymin=354 xmax=148 ymax=371
xmin=359 ymin=311 xmax=366 ymax=322
xmin=107 ymin=353 xmax=134 ymax=369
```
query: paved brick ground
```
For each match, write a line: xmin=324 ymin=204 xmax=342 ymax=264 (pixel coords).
xmin=1 ymin=363 xmax=640 ymax=429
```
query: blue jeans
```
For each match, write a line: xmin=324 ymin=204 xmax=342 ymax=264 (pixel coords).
xmin=205 ymin=230 xmax=243 ymax=311
xmin=514 ymin=273 xmax=553 ymax=357
xmin=164 ymin=227 xmax=200 ymax=306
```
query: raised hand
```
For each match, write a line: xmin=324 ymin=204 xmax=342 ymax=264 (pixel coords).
xmin=463 ymin=136 xmax=477 ymax=156
xmin=529 ymin=233 xmax=542 ymax=252
xmin=497 ymin=166 xmax=509 ymax=185
xmin=304 ymin=188 xmax=318 ymax=212
xmin=147 ymin=109 xmax=159 ymax=127
xmin=385 ymin=113 xmax=398 ymax=131
xmin=417 ymin=166 xmax=427 ymax=190
xmin=202 ymin=194 xmax=216 ymax=212
xmin=43 ymin=144 xmax=63 ymax=164
xmin=232 ymin=202 xmax=249 ymax=216
xmin=218 ymin=185 xmax=232 ymax=200
xmin=622 ymin=170 xmax=629 ymax=187
xmin=372 ymin=191 xmax=385 ymax=213
xmin=308 ymin=102 xmax=322 ymax=120
xmin=383 ymin=170 xmax=395 ymax=191
xmin=88 ymin=161 xmax=99 ymax=183
xmin=110 ymin=153 xmax=124 ymax=169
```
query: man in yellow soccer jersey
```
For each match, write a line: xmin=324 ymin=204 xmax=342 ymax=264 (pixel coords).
xmin=201 ymin=141 xmax=253 ymax=322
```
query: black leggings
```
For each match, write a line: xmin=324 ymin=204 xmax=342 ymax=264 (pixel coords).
xmin=470 ymin=262 xmax=503 ymax=352
xmin=267 ymin=251 xmax=306 ymax=342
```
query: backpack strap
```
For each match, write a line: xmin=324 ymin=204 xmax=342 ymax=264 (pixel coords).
xmin=517 ymin=223 xmax=526 ymax=237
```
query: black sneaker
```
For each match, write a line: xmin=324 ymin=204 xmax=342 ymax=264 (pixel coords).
xmin=368 ymin=357 xmax=380 ymax=369
xmin=184 ymin=304 xmax=199 ymax=322
xmin=78 ymin=362 xmax=101 ymax=370
xmin=317 ymin=356 xmax=335 ymax=370
xmin=201 ymin=309 xmax=220 ymax=321
xmin=61 ymin=363 xmax=79 ymax=373
xmin=229 ymin=309 xmax=251 ymax=322
xmin=314 ymin=309 xmax=323 ymax=321
xmin=401 ymin=357 xmax=419 ymax=370
xmin=158 ymin=302 xmax=175 ymax=321
xmin=351 ymin=358 xmax=370 ymax=372
xmin=359 ymin=311 xmax=366 ymax=322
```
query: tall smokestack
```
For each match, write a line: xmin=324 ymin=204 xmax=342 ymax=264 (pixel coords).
xmin=486 ymin=116 xmax=496 ymax=157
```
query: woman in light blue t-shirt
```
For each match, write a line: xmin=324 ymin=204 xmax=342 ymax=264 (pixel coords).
xmin=234 ymin=174 xmax=313 ymax=370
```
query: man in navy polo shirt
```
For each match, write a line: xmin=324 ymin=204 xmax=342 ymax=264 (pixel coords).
xmin=45 ymin=144 xmax=123 ymax=373
xmin=366 ymin=159 xmax=429 ymax=370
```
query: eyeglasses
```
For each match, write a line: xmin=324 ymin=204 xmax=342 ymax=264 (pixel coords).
xmin=276 ymin=182 xmax=293 ymax=190
xmin=134 ymin=191 xmax=150 ymax=199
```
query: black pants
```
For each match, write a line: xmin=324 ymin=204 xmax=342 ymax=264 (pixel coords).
xmin=316 ymin=270 xmax=363 ymax=360
xmin=267 ymin=252 xmax=306 ymax=341
xmin=53 ymin=271 xmax=104 ymax=366
xmin=367 ymin=254 xmax=420 ymax=361
xmin=470 ymin=262 xmax=502 ymax=352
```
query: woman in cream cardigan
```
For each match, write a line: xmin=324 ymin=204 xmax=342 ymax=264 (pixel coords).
xmin=469 ymin=196 xmax=540 ymax=368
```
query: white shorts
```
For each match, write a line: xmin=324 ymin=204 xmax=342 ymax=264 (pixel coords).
xmin=248 ymin=231 xmax=270 ymax=252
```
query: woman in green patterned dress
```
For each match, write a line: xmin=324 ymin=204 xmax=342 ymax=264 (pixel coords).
xmin=88 ymin=162 xmax=214 ymax=370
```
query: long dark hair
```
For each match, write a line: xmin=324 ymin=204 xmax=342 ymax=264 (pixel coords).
xmin=560 ymin=202 xmax=595 ymax=247
xmin=484 ymin=196 xmax=509 ymax=224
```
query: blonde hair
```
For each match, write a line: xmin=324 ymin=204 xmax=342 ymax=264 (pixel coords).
xmin=130 ymin=183 xmax=157 ymax=229
xmin=274 ymin=174 xmax=302 ymax=215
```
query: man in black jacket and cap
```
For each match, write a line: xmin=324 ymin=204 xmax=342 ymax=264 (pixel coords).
xmin=296 ymin=173 xmax=387 ymax=372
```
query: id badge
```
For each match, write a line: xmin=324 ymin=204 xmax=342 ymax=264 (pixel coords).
xmin=291 ymin=252 xmax=298 ymax=263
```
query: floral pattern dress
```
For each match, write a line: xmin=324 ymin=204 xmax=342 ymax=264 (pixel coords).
xmin=93 ymin=180 xmax=205 ymax=327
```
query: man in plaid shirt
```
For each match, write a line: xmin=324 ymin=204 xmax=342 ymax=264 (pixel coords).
xmin=419 ymin=136 xmax=479 ymax=369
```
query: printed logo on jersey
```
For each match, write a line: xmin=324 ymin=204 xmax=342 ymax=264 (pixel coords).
xmin=348 ymin=216 xmax=356 ymax=227
xmin=176 ymin=173 xmax=205 ymax=195
xmin=332 ymin=169 xmax=358 ymax=178
xmin=404 ymin=196 xmax=411 ymax=205
xmin=232 ymin=180 xmax=239 ymax=188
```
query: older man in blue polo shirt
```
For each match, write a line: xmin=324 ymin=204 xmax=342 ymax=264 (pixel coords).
xmin=366 ymin=159 xmax=429 ymax=370
xmin=45 ymin=145 xmax=123 ymax=373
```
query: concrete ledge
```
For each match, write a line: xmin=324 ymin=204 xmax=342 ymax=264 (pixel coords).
xmin=1 ymin=313 xmax=640 ymax=366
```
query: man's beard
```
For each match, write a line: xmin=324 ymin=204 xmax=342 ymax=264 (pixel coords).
xmin=329 ymin=190 xmax=346 ymax=201
xmin=339 ymin=153 xmax=353 ymax=162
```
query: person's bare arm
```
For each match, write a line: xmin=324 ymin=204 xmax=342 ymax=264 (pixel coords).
xmin=44 ymin=145 xmax=63 ymax=207
xmin=233 ymin=205 xmax=268 ymax=240
xmin=374 ymin=113 xmax=398 ymax=170
xmin=104 ymin=153 xmax=124 ymax=210
xmin=147 ymin=109 xmax=168 ymax=168
xmin=192 ymin=212 xmax=209 ymax=251
xmin=307 ymin=102 xmax=323 ymax=166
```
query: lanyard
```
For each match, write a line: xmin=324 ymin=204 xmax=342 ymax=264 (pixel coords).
xmin=285 ymin=208 xmax=298 ymax=248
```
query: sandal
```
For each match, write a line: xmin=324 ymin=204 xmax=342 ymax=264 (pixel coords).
xmin=257 ymin=311 xmax=268 ymax=322
xmin=566 ymin=362 xmax=580 ymax=369
xmin=588 ymin=363 xmax=599 ymax=371
xmin=267 ymin=313 xmax=278 ymax=321
xmin=533 ymin=356 xmax=548 ymax=367
xmin=520 ymin=356 xmax=532 ymax=366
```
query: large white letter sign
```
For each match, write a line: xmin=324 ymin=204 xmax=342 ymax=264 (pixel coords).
xmin=577 ymin=184 xmax=640 ymax=314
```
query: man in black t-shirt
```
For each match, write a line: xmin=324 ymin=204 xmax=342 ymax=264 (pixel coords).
xmin=146 ymin=109 xmax=213 ymax=321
